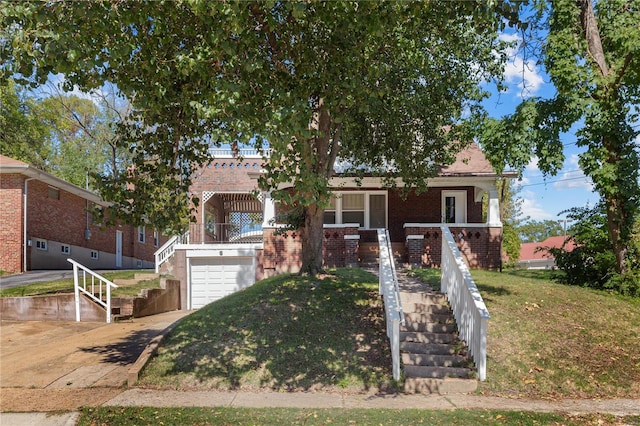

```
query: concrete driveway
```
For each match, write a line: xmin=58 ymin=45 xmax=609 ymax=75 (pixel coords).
xmin=0 ymin=309 xmax=189 ymax=412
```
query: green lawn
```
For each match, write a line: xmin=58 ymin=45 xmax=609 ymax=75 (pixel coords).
xmin=78 ymin=406 xmax=639 ymax=426
xmin=138 ymin=268 xmax=394 ymax=392
xmin=0 ymin=270 xmax=162 ymax=298
xmin=410 ymin=268 xmax=640 ymax=399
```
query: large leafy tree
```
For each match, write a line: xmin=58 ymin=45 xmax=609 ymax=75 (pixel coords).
xmin=519 ymin=219 xmax=565 ymax=243
xmin=0 ymin=79 xmax=51 ymax=168
xmin=1 ymin=1 xmax=509 ymax=275
xmin=482 ymin=0 xmax=640 ymax=275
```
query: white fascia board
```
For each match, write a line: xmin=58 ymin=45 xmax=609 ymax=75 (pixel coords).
xmin=327 ymin=176 xmax=499 ymax=189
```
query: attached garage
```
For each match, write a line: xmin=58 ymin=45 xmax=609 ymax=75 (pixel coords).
xmin=186 ymin=247 xmax=259 ymax=309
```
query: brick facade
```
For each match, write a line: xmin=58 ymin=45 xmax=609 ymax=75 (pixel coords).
xmin=0 ymin=161 xmax=168 ymax=273
xmin=0 ymin=174 xmax=25 ymax=273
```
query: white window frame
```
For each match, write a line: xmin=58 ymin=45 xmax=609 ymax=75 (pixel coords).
xmin=61 ymin=244 xmax=71 ymax=255
xmin=90 ymin=250 xmax=99 ymax=259
xmin=138 ymin=225 xmax=146 ymax=243
xmin=153 ymin=230 xmax=159 ymax=247
xmin=35 ymin=239 xmax=47 ymax=251
xmin=325 ymin=191 xmax=387 ymax=229
xmin=441 ymin=190 xmax=467 ymax=224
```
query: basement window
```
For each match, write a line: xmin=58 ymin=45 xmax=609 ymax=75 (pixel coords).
xmin=35 ymin=239 xmax=47 ymax=251
xmin=90 ymin=250 xmax=99 ymax=259
xmin=61 ymin=244 xmax=71 ymax=255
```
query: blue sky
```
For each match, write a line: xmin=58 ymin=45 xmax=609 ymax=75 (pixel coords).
xmin=482 ymin=33 xmax=601 ymax=223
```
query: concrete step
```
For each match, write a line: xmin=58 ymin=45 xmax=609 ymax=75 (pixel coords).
xmin=402 ymin=353 xmax=472 ymax=368
xmin=404 ymin=377 xmax=478 ymax=394
xmin=404 ymin=365 xmax=474 ymax=379
xmin=401 ymin=321 xmax=457 ymax=333
xmin=402 ymin=303 xmax=451 ymax=315
xmin=400 ymin=331 xmax=457 ymax=344
xmin=400 ymin=293 xmax=447 ymax=305
xmin=400 ymin=342 xmax=466 ymax=356
xmin=403 ymin=312 xmax=455 ymax=324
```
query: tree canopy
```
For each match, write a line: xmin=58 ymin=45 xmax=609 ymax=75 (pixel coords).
xmin=481 ymin=0 xmax=640 ymax=275
xmin=1 ymin=1 xmax=511 ymax=274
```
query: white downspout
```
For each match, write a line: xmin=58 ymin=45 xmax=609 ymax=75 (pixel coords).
xmin=23 ymin=178 xmax=35 ymax=272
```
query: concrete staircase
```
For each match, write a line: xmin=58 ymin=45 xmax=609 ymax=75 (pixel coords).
xmin=397 ymin=270 xmax=478 ymax=394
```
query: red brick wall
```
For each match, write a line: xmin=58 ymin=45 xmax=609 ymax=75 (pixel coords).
xmin=388 ymin=187 xmax=482 ymax=244
xmin=191 ymin=160 xmax=262 ymax=196
xmin=1 ymin=177 xmax=168 ymax=272
xmin=0 ymin=174 xmax=25 ymax=273
xmin=405 ymin=225 xmax=502 ymax=269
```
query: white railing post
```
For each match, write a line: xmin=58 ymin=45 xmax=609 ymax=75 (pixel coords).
xmin=68 ymin=258 xmax=118 ymax=324
xmin=440 ymin=226 xmax=490 ymax=381
xmin=73 ymin=262 xmax=80 ymax=322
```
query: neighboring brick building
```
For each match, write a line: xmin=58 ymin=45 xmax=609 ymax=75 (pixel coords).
xmin=164 ymin=144 xmax=512 ymax=309
xmin=0 ymin=155 xmax=168 ymax=274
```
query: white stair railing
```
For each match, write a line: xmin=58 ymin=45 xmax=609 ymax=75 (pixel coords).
xmin=154 ymin=232 xmax=189 ymax=273
xmin=440 ymin=226 xmax=490 ymax=380
xmin=377 ymin=229 xmax=405 ymax=381
xmin=68 ymin=258 xmax=118 ymax=323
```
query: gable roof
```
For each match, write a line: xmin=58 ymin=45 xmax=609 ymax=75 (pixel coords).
xmin=438 ymin=142 xmax=497 ymax=176
xmin=520 ymin=235 xmax=576 ymax=261
xmin=0 ymin=154 xmax=105 ymax=205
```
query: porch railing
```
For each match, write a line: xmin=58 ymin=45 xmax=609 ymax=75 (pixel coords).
xmin=377 ymin=229 xmax=405 ymax=381
xmin=440 ymin=226 xmax=490 ymax=380
xmin=188 ymin=222 xmax=263 ymax=244
xmin=154 ymin=232 xmax=189 ymax=273
xmin=68 ymin=258 xmax=118 ymax=323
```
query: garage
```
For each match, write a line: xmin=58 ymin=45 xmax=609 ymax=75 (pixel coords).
xmin=189 ymin=255 xmax=256 ymax=309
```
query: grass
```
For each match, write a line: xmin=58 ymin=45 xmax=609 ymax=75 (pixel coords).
xmin=77 ymin=406 xmax=640 ymax=426
xmin=0 ymin=270 xmax=162 ymax=298
xmin=409 ymin=268 xmax=640 ymax=399
xmin=138 ymin=268 xmax=394 ymax=393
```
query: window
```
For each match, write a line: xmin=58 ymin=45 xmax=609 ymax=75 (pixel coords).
xmin=153 ymin=230 xmax=159 ymax=247
xmin=48 ymin=186 xmax=60 ymax=200
xmin=322 ymin=191 xmax=386 ymax=229
xmin=35 ymin=239 xmax=47 ymax=251
xmin=90 ymin=250 xmax=99 ymax=259
xmin=138 ymin=226 xmax=146 ymax=243
xmin=61 ymin=244 xmax=70 ymax=255
xmin=442 ymin=191 xmax=467 ymax=224
xmin=323 ymin=195 xmax=337 ymax=224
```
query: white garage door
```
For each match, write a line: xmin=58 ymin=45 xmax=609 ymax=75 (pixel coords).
xmin=190 ymin=256 xmax=255 ymax=309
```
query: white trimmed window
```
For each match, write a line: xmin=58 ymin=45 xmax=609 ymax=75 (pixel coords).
xmin=90 ymin=250 xmax=99 ymax=259
xmin=323 ymin=191 xmax=387 ymax=229
xmin=61 ymin=244 xmax=70 ymax=255
xmin=153 ymin=230 xmax=159 ymax=247
xmin=138 ymin=226 xmax=146 ymax=243
xmin=35 ymin=239 xmax=47 ymax=251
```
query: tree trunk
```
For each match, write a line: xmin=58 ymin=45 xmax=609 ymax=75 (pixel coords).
xmin=299 ymin=202 xmax=325 ymax=276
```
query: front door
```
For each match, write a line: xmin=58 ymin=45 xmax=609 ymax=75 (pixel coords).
xmin=115 ymin=230 xmax=123 ymax=268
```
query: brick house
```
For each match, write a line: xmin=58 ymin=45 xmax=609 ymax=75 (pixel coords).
xmin=0 ymin=154 xmax=168 ymax=274
xmin=162 ymin=144 xmax=511 ymax=309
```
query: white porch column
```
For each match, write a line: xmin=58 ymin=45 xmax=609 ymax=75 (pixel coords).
xmin=487 ymin=189 xmax=502 ymax=227
xmin=262 ymin=192 xmax=276 ymax=227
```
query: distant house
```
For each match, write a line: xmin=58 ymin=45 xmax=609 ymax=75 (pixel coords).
xmin=518 ymin=235 xmax=576 ymax=270
xmin=0 ymin=155 xmax=168 ymax=273
xmin=160 ymin=143 xmax=514 ymax=309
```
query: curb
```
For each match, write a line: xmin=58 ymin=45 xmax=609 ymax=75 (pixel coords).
xmin=126 ymin=314 xmax=185 ymax=387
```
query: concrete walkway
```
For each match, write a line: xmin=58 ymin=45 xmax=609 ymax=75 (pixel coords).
xmin=2 ymin=308 xmax=639 ymax=425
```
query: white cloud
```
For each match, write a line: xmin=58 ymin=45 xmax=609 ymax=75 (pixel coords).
xmin=498 ymin=33 xmax=544 ymax=97
xmin=521 ymin=196 xmax=554 ymax=221
xmin=553 ymin=154 xmax=594 ymax=191
xmin=525 ymin=156 xmax=540 ymax=174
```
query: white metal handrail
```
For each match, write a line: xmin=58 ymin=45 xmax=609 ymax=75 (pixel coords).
xmin=154 ymin=232 xmax=189 ymax=273
xmin=68 ymin=258 xmax=118 ymax=323
xmin=440 ymin=226 xmax=490 ymax=380
xmin=377 ymin=229 xmax=405 ymax=381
